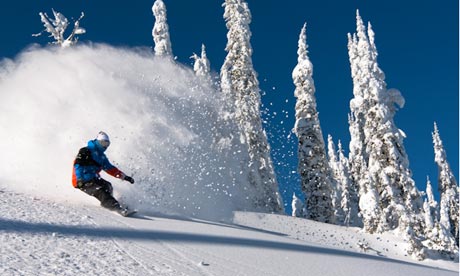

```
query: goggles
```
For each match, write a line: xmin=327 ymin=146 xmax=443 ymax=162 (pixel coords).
xmin=98 ymin=139 xmax=110 ymax=149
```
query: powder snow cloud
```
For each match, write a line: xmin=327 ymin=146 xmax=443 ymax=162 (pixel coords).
xmin=0 ymin=44 xmax=248 ymax=220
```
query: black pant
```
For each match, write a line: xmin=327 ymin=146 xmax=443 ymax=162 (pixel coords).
xmin=78 ymin=178 xmax=121 ymax=211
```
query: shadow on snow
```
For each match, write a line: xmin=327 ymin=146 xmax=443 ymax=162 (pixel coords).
xmin=0 ymin=217 xmax=452 ymax=272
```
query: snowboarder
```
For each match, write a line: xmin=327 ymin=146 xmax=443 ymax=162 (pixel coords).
xmin=72 ymin=131 xmax=135 ymax=216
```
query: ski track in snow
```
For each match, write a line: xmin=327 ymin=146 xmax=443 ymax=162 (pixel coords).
xmin=0 ymin=189 xmax=458 ymax=276
xmin=89 ymin=209 xmax=208 ymax=276
xmin=87 ymin=205 xmax=281 ymax=276
xmin=0 ymin=191 xmax=147 ymax=275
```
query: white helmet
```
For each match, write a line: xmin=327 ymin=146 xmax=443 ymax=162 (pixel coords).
xmin=96 ymin=131 xmax=110 ymax=148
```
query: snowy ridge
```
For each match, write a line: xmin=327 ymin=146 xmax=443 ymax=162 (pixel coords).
xmin=0 ymin=189 xmax=457 ymax=275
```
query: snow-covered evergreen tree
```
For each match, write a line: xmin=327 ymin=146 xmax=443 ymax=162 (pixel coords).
xmin=366 ymin=23 xmax=422 ymax=234
xmin=423 ymin=177 xmax=438 ymax=238
xmin=421 ymin=174 xmax=458 ymax=259
xmin=347 ymin=23 xmax=379 ymax=233
xmin=347 ymin=11 xmax=425 ymax=259
xmin=433 ymin=122 xmax=459 ymax=248
xmin=220 ymin=0 xmax=283 ymax=213
xmin=33 ymin=9 xmax=85 ymax=47
xmin=327 ymin=136 xmax=344 ymax=223
xmin=293 ymin=23 xmax=334 ymax=223
xmin=152 ymin=0 xmax=173 ymax=57
xmin=338 ymin=141 xmax=360 ymax=226
xmin=328 ymin=135 xmax=360 ymax=226
xmin=291 ymin=193 xmax=306 ymax=218
xmin=191 ymin=44 xmax=211 ymax=78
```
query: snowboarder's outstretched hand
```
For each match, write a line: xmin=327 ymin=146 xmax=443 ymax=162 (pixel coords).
xmin=124 ymin=175 xmax=135 ymax=184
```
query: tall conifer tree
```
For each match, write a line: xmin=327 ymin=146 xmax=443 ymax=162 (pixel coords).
xmin=348 ymin=11 xmax=424 ymax=259
xmin=220 ymin=0 xmax=282 ymax=213
xmin=433 ymin=123 xmax=459 ymax=249
xmin=347 ymin=19 xmax=379 ymax=232
xmin=293 ymin=23 xmax=334 ymax=223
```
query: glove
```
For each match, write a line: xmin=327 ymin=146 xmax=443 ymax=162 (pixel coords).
xmin=124 ymin=175 xmax=135 ymax=184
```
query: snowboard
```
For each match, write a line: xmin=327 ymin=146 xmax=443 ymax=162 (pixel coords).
xmin=117 ymin=208 xmax=137 ymax=217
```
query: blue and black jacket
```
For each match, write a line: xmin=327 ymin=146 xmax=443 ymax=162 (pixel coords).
xmin=72 ymin=140 xmax=125 ymax=187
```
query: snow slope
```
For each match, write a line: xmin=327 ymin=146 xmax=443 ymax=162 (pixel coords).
xmin=0 ymin=189 xmax=457 ymax=276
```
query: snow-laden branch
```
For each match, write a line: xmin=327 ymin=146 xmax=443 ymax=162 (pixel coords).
xmin=33 ymin=9 xmax=86 ymax=47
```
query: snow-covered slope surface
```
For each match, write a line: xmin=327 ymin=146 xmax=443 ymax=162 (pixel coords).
xmin=0 ymin=189 xmax=457 ymax=276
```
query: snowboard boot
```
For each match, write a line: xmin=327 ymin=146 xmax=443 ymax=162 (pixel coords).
xmin=116 ymin=207 xmax=136 ymax=217
xmin=117 ymin=207 xmax=130 ymax=217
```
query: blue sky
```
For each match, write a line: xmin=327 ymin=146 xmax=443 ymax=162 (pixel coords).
xmin=0 ymin=0 xmax=457 ymax=206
